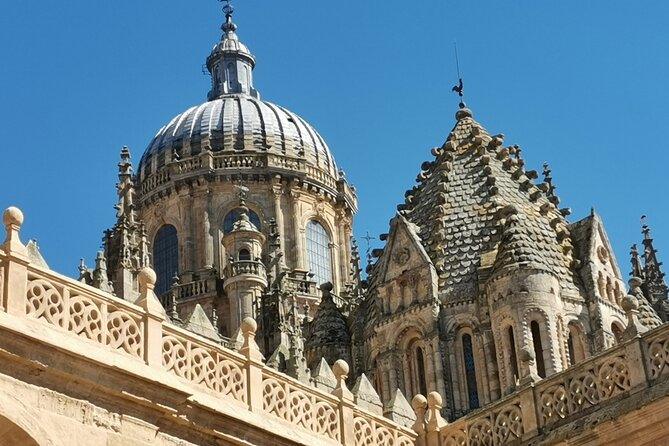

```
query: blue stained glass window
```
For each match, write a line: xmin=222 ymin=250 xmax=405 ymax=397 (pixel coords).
xmin=306 ymin=220 xmax=332 ymax=285
xmin=224 ymin=209 xmax=261 ymax=233
xmin=462 ymin=334 xmax=480 ymax=409
xmin=153 ymin=225 xmax=178 ymax=296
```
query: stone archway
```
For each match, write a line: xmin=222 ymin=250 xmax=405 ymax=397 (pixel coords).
xmin=0 ymin=391 xmax=63 ymax=446
xmin=0 ymin=414 xmax=39 ymax=446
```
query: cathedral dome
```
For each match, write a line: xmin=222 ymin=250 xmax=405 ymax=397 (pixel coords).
xmin=138 ymin=95 xmax=337 ymax=180
xmin=136 ymin=5 xmax=341 ymax=192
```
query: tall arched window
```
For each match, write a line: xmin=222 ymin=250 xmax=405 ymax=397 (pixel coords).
xmin=462 ymin=334 xmax=480 ymax=409
xmin=306 ymin=220 xmax=332 ymax=285
xmin=530 ymin=321 xmax=547 ymax=378
xmin=153 ymin=225 xmax=178 ymax=296
xmin=416 ymin=347 xmax=428 ymax=396
xmin=567 ymin=323 xmax=586 ymax=365
xmin=224 ymin=208 xmax=261 ymax=233
xmin=507 ymin=326 xmax=519 ymax=382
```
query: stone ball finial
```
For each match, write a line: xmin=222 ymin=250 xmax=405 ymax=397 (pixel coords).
xmin=241 ymin=317 xmax=257 ymax=336
xmin=622 ymin=294 xmax=639 ymax=312
xmin=411 ymin=394 xmax=427 ymax=411
xmin=519 ymin=345 xmax=535 ymax=363
xmin=320 ymin=282 xmax=334 ymax=292
xmin=3 ymin=207 xmax=24 ymax=228
xmin=629 ymin=277 xmax=643 ymax=288
xmin=427 ymin=391 xmax=442 ymax=408
xmin=455 ymin=108 xmax=473 ymax=121
xmin=138 ymin=267 xmax=157 ymax=290
xmin=333 ymin=359 xmax=349 ymax=380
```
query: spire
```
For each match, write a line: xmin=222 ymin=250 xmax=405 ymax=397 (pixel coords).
xmin=630 ymin=243 xmax=644 ymax=279
xmin=206 ymin=0 xmax=259 ymax=100
xmin=640 ymin=218 xmax=668 ymax=312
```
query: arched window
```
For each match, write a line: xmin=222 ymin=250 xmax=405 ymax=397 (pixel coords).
xmin=612 ymin=322 xmax=624 ymax=344
xmin=462 ymin=334 xmax=480 ymax=409
xmin=224 ymin=208 xmax=261 ymax=233
xmin=507 ymin=326 xmax=519 ymax=382
xmin=416 ymin=347 xmax=428 ymax=396
xmin=238 ymin=249 xmax=251 ymax=261
xmin=153 ymin=225 xmax=178 ymax=296
xmin=305 ymin=220 xmax=332 ymax=285
xmin=530 ymin=321 xmax=546 ymax=378
xmin=567 ymin=323 xmax=586 ymax=365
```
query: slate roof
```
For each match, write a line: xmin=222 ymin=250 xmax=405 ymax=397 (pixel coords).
xmin=395 ymin=108 xmax=583 ymax=301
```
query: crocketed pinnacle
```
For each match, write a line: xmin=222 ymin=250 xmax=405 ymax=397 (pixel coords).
xmin=394 ymin=107 xmax=582 ymax=301
xmin=306 ymin=284 xmax=350 ymax=348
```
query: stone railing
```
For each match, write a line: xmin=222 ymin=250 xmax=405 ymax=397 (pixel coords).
xmin=227 ymin=260 xmax=266 ymax=278
xmin=412 ymin=324 xmax=669 ymax=446
xmin=0 ymin=207 xmax=414 ymax=446
xmin=140 ymin=152 xmax=342 ymax=197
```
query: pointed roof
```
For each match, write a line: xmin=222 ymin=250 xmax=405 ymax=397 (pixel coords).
xmin=396 ymin=107 xmax=581 ymax=300
xmin=306 ymin=283 xmax=350 ymax=348
xmin=641 ymin=222 xmax=667 ymax=293
xmin=182 ymin=304 xmax=221 ymax=341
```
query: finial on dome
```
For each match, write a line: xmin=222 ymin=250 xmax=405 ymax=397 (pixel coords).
xmin=221 ymin=0 xmax=237 ymax=34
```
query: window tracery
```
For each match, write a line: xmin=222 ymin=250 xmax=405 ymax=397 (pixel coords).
xmin=305 ymin=220 xmax=332 ymax=285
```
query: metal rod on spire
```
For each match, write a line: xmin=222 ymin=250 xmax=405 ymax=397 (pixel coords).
xmin=452 ymin=42 xmax=466 ymax=109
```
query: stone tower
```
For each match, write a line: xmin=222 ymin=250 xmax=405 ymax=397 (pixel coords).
xmin=359 ymin=106 xmax=659 ymax=420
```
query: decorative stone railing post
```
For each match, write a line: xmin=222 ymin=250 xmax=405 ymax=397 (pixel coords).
xmin=240 ymin=317 xmax=264 ymax=413
xmin=137 ymin=268 xmax=166 ymax=367
xmin=411 ymin=394 xmax=427 ymax=446
xmin=425 ymin=392 xmax=447 ymax=446
xmin=2 ymin=207 xmax=29 ymax=315
xmin=332 ymin=359 xmax=355 ymax=446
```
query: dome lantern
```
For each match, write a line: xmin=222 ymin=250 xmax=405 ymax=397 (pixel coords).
xmin=206 ymin=1 xmax=259 ymax=100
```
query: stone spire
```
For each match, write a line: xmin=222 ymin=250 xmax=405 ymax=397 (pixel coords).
xmin=206 ymin=1 xmax=259 ymax=100
xmin=305 ymin=283 xmax=352 ymax=371
xmin=630 ymin=243 xmax=644 ymax=279
xmin=102 ymin=146 xmax=150 ymax=301
xmin=639 ymin=220 xmax=669 ymax=320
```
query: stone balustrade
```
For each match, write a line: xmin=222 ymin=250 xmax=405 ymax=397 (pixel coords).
xmin=5 ymin=205 xmax=669 ymax=445
xmin=0 ymin=206 xmax=414 ymax=446
xmin=138 ymin=152 xmax=353 ymax=204
xmin=412 ymin=322 xmax=669 ymax=446
xmin=227 ymin=259 xmax=266 ymax=278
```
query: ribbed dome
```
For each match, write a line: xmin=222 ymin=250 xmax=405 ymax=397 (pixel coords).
xmin=138 ymin=95 xmax=338 ymax=180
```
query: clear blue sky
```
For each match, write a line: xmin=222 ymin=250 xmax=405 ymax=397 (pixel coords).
xmin=1 ymin=1 xmax=668 ymax=281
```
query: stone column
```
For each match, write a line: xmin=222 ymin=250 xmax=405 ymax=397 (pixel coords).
xmin=432 ymin=338 xmax=447 ymax=398
xmin=2 ymin=207 xmax=29 ymax=316
xmin=272 ymin=181 xmax=286 ymax=266
xmin=336 ymin=208 xmax=350 ymax=286
xmin=290 ymin=187 xmax=306 ymax=269
xmin=203 ymin=189 xmax=214 ymax=268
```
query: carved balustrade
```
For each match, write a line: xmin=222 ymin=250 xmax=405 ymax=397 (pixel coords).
xmin=139 ymin=151 xmax=348 ymax=199
xmin=415 ymin=327 xmax=655 ymax=446
xmin=0 ymin=207 xmax=415 ymax=446
xmin=8 ymin=206 xmax=669 ymax=446
xmin=227 ymin=260 xmax=266 ymax=278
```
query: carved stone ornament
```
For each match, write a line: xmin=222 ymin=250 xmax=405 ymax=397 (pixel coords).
xmin=597 ymin=246 xmax=610 ymax=264
xmin=393 ymin=247 xmax=411 ymax=265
